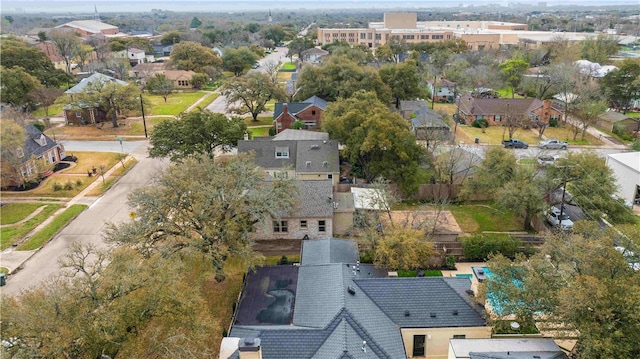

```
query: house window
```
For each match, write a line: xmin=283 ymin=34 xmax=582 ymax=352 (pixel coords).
xmin=413 ymin=335 xmax=426 ymax=357
xmin=300 ymin=220 xmax=307 ymax=229
xmin=273 ymin=220 xmax=288 ymax=233
xmin=48 ymin=151 xmax=56 ymax=163
xmin=375 ymin=34 xmax=381 ymax=40
xmin=328 ymin=174 xmax=333 ymax=179
xmin=551 ymin=114 xmax=559 ymax=121
xmin=494 ymin=115 xmax=501 ymax=122
xmin=275 ymin=147 xmax=289 ymax=159
xmin=476 ymin=115 xmax=484 ymax=120
xmin=311 ymin=110 xmax=316 ymax=115
xmin=453 ymin=335 xmax=466 ymax=339
xmin=76 ymin=111 xmax=82 ymax=118
xmin=318 ymin=220 xmax=326 ymax=232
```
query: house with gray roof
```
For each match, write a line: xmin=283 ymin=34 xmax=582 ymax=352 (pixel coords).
xmin=63 ymin=73 xmax=128 ymax=126
xmin=596 ymin=111 xmax=639 ymax=134
xmin=400 ymin=101 xmax=450 ymax=142
xmin=273 ymin=96 xmax=328 ymax=133
xmin=222 ymin=238 xmax=491 ymax=359
xmin=2 ymin=125 xmax=66 ymax=188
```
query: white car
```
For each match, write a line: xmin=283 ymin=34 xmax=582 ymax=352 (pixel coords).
xmin=547 ymin=206 xmax=573 ymax=230
xmin=537 ymin=155 xmax=560 ymax=166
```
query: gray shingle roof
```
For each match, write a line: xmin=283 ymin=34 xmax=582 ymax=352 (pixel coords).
xmin=64 ymin=73 xmax=127 ymax=94
xmin=355 ymin=277 xmax=487 ymax=328
xmin=273 ymin=96 xmax=328 ymax=120
xmin=273 ymin=129 xmax=329 ymax=141
xmin=237 ymin=139 xmax=339 ymax=174
xmin=23 ymin=124 xmax=61 ymax=159
xmin=301 ymin=238 xmax=359 ymax=266
xmin=228 ymin=238 xmax=487 ymax=359
xmin=456 ymin=93 xmax=544 ymax=116
xmin=290 ymin=180 xmax=334 ymax=218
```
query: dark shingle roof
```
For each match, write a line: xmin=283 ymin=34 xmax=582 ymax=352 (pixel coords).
xmin=457 ymin=93 xmax=543 ymax=116
xmin=237 ymin=139 xmax=297 ymax=170
xmin=355 ymin=277 xmax=486 ymax=328
xmin=64 ymin=73 xmax=127 ymax=94
xmin=23 ymin=124 xmax=60 ymax=159
xmin=290 ymin=180 xmax=334 ymax=218
xmin=237 ymin=139 xmax=339 ymax=174
xmin=273 ymin=96 xmax=328 ymax=120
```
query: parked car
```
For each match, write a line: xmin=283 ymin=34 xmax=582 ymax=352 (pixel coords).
xmin=539 ymin=139 xmax=568 ymax=150
xmin=547 ymin=206 xmax=574 ymax=230
xmin=537 ymin=155 xmax=560 ymax=166
xmin=502 ymin=139 xmax=529 ymax=149
xmin=251 ymin=63 xmax=260 ymax=69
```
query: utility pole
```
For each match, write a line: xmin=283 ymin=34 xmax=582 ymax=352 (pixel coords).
xmin=555 ymin=164 xmax=578 ymax=229
xmin=140 ymin=94 xmax=148 ymax=138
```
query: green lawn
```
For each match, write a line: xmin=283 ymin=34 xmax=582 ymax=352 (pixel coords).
xmin=626 ymin=111 xmax=640 ymax=119
xmin=1 ymin=203 xmax=45 ymax=225
xmin=0 ymin=204 xmax=63 ymax=249
xmin=244 ymin=116 xmax=274 ymax=127
xmin=31 ymin=103 xmax=64 ymax=118
xmin=130 ymin=117 xmax=174 ymax=135
xmin=280 ymin=62 xmax=296 ymax=71
xmin=195 ymin=92 xmax=219 ymax=109
xmin=248 ymin=126 xmax=271 ymax=138
xmin=448 ymin=204 xmax=525 ymax=233
xmin=147 ymin=92 xmax=206 ymax=116
xmin=18 ymin=205 xmax=87 ymax=250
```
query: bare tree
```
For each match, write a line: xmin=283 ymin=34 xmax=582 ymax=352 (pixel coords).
xmin=262 ymin=59 xmax=281 ymax=84
xmin=48 ymin=29 xmax=81 ymax=74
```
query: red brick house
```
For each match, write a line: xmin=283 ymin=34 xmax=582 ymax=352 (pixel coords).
xmin=273 ymin=96 xmax=328 ymax=133
xmin=455 ymin=93 xmax=563 ymax=126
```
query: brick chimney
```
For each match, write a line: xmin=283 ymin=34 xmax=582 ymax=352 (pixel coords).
xmin=238 ymin=338 xmax=262 ymax=359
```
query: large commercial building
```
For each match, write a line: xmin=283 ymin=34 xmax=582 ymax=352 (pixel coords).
xmin=317 ymin=12 xmax=593 ymax=51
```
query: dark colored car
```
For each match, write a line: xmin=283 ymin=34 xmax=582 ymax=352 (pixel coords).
xmin=502 ymin=139 xmax=529 ymax=149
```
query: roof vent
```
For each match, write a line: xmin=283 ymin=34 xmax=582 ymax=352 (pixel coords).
xmin=430 ymin=312 xmax=436 ymax=318
xmin=306 ymin=161 xmax=311 ymax=167
xmin=347 ymin=286 xmax=356 ymax=295
xmin=323 ymin=161 xmax=328 ymax=167
xmin=244 ymin=338 xmax=255 ymax=345
xmin=404 ymin=310 xmax=410 ymax=317
xmin=452 ymin=310 xmax=459 ymax=316
xmin=310 ymin=144 xmax=321 ymax=150
xmin=466 ymin=289 xmax=474 ymax=296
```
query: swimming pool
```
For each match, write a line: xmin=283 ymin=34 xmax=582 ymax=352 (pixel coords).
xmin=472 ymin=266 xmax=512 ymax=316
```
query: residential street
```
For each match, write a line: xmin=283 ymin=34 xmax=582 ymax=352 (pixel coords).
xmin=1 ymin=141 xmax=168 ymax=296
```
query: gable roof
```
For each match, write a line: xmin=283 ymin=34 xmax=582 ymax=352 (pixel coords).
xmin=228 ymin=238 xmax=487 ymax=359
xmin=598 ymin=111 xmax=634 ymax=123
xmin=237 ymin=139 xmax=339 ymax=174
xmin=273 ymin=96 xmax=328 ymax=120
xmin=288 ymin=180 xmax=334 ymax=218
xmin=23 ymin=124 xmax=60 ymax=159
xmin=65 ymin=73 xmax=127 ymax=94
xmin=164 ymin=70 xmax=196 ymax=81
xmin=55 ymin=20 xmax=118 ymax=34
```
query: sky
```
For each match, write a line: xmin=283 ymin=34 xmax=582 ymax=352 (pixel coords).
xmin=2 ymin=0 xmax=639 ymax=14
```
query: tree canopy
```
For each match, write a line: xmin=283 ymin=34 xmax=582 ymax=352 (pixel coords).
xmin=0 ymin=66 xmax=41 ymax=107
xmin=0 ymin=120 xmax=28 ymax=189
xmin=148 ymin=109 xmax=246 ymax=161
xmin=0 ymin=36 xmax=70 ymax=88
xmin=483 ymin=223 xmax=640 ymax=358
xmin=294 ymin=56 xmax=391 ymax=103
xmin=145 ymin=73 xmax=175 ymax=102
xmin=105 ymin=153 xmax=297 ymax=281
xmin=321 ymin=91 xmax=424 ymax=195
xmin=68 ymin=81 xmax=141 ymax=128
xmin=222 ymin=72 xmax=288 ymax=122
xmin=499 ymin=57 xmax=530 ymax=99
xmin=169 ymin=41 xmax=222 ymax=73
xmin=601 ymin=59 xmax=640 ymax=112
xmin=222 ymin=46 xmax=259 ymax=77
xmin=379 ymin=60 xmax=423 ymax=108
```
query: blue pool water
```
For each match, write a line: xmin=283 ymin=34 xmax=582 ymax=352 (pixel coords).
xmin=473 ymin=266 xmax=508 ymax=315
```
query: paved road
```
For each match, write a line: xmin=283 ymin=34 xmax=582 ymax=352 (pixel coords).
xmin=1 ymin=141 xmax=168 ymax=296
xmin=61 ymin=140 xmax=148 ymax=154
xmin=205 ymin=46 xmax=288 ymax=115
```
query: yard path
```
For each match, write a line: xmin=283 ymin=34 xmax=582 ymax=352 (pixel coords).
xmin=0 ymin=205 xmax=47 ymax=228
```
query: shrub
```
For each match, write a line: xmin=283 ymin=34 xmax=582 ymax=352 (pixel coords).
xmin=359 ymin=250 xmax=374 ymax=264
xmin=278 ymin=255 xmax=289 ymax=265
xmin=52 ymin=182 xmax=62 ymax=191
xmin=32 ymin=121 xmax=45 ymax=132
xmin=292 ymin=120 xmax=304 ymax=130
xmin=549 ymin=118 xmax=558 ymax=127
xmin=268 ymin=127 xmax=276 ymax=136
xmin=64 ymin=181 xmax=73 ymax=190
xmin=424 ymin=270 xmax=442 ymax=276
xmin=445 ymin=255 xmax=456 ymax=269
xmin=75 ymin=179 xmax=82 ymax=188
xmin=472 ymin=118 xmax=489 ymax=129
xmin=461 ymin=233 xmax=521 ymax=261
xmin=613 ymin=123 xmax=635 ymax=141
xmin=632 ymin=139 xmax=640 ymax=151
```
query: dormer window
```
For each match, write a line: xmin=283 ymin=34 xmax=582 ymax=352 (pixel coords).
xmin=275 ymin=146 xmax=289 ymax=159
xmin=38 ymin=135 xmax=47 ymax=146
xmin=16 ymin=147 xmax=24 ymax=158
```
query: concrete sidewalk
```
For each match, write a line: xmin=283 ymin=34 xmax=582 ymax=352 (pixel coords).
xmin=0 ymin=155 xmax=133 ymax=274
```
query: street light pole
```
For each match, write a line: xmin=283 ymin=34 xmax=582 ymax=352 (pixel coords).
xmin=140 ymin=94 xmax=148 ymax=138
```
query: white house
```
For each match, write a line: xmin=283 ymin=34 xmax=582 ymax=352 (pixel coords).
xmin=606 ymin=152 xmax=640 ymax=207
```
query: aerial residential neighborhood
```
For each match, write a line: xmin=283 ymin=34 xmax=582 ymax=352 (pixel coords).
xmin=0 ymin=1 xmax=639 ymax=358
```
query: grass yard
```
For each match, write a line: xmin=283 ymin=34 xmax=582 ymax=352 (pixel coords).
xmin=31 ymin=103 xmax=65 ymax=118
xmin=247 ymin=126 xmax=271 ymax=138
xmin=0 ymin=204 xmax=63 ymax=249
xmin=0 ymin=203 xmax=45 ymax=225
xmin=146 ymin=91 xmax=206 ymax=116
xmin=64 ymin=152 xmax=123 ymax=175
xmin=84 ymin=158 xmax=138 ymax=196
xmin=276 ymin=71 xmax=294 ymax=83
xmin=18 ymin=204 xmax=87 ymax=251
xmin=448 ymin=203 xmax=525 ymax=233
xmin=195 ymin=92 xmax=220 ymax=109
xmin=244 ymin=116 xmax=274 ymax=127
xmin=280 ymin=62 xmax=296 ymax=71
xmin=626 ymin=111 xmax=640 ymax=119
xmin=129 ymin=116 xmax=174 ymax=136
xmin=457 ymin=124 xmax=603 ymax=146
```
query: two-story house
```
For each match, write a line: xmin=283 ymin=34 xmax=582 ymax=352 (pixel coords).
xmin=455 ymin=93 xmax=563 ymax=127
xmin=427 ymin=78 xmax=457 ymax=103
xmin=127 ymin=47 xmax=154 ymax=66
xmin=1 ymin=124 xmax=66 ymax=189
xmin=62 ymin=73 xmax=127 ymax=125
xmin=221 ymin=238 xmax=491 ymax=359
xmin=273 ymin=96 xmax=328 ymax=133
